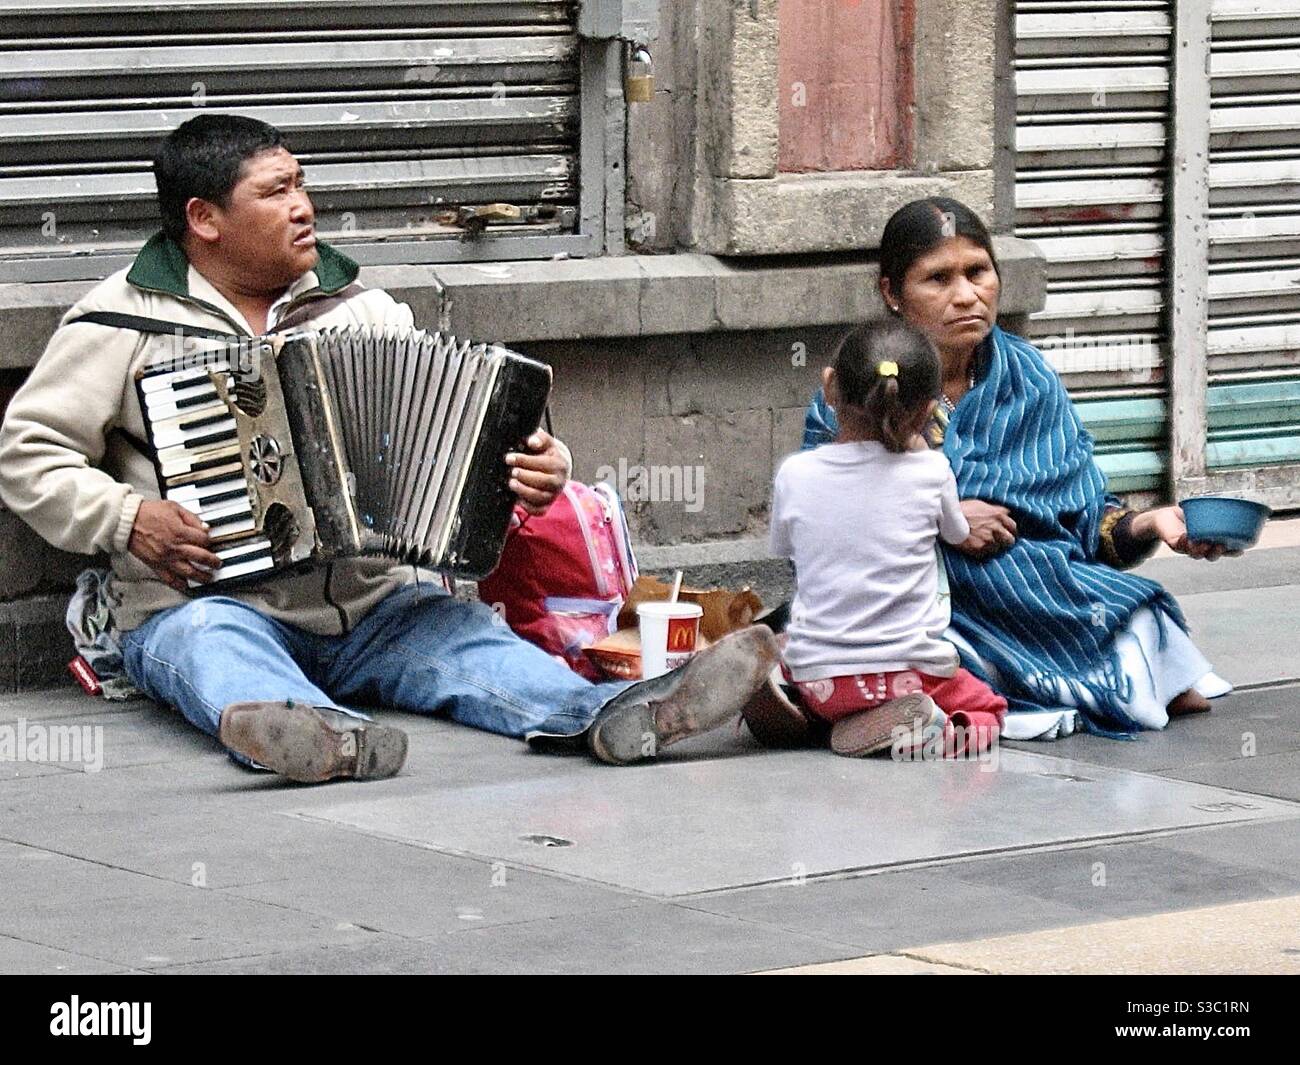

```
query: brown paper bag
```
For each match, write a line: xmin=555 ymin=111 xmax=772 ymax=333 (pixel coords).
xmin=588 ymin=575 xmax=763 ymax=679
xmin=618 ymin=575 xmax=763 ymax=641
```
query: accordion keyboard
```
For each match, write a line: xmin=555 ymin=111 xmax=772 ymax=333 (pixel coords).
xmin=135 ymin=326 xmax=552 ymax=587
xmin=138 ymin=358 xmax=278 ymax=582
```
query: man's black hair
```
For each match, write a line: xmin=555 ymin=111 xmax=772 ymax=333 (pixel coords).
xmin=153 ymin=114 xmax=288 ymax=243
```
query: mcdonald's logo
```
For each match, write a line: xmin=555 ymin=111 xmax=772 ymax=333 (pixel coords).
xmin=666 ymin=617 xmax=698 ymax=653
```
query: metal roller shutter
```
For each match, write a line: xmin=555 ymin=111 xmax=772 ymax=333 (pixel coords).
xmin=1206 ymin=0 xmax=1300 ymax=474
xmin=0 ymin=0 xmax=590 ymax=281
xmin=1014 ymin=1 xmax=1173 ymax=498
xmin=1015 ymin=0 xmax=1300 ymax=505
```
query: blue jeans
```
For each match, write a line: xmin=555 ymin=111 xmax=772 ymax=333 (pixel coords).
xmin=120 ymin=585 xmax=628 ymax=752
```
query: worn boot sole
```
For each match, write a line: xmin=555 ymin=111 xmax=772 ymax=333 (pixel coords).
xmin=588 ymin=626 xmax=780 ymax=765
xmin=218 ymin=701 xmax=408 ymax=783
xmin=830 ymin=693 xmax=940 ymax=758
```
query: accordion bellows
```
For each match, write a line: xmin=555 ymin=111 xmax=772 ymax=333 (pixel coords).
xmin=135 ymin=326 xmax=553 ymax=584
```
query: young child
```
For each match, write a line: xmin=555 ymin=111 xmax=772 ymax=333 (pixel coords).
xmin=770 ymin=319 xmax=1007 ymax=758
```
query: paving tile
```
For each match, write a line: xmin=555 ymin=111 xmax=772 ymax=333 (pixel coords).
xmin=1160 ymin=819 xmax=1300 ymax=879
xmin=2 ymin=669 xmax=1299 ymax=973
xmin=0 ymin=877 xmax=379 ymax=968
xmin=149 ymin=935 xmax=456 ymax=975
xmin=0 ymin=933 xmax=132 ymax=974
xmin=1138 ymin=544 xmax=1300 ymax=598
xmin=1163 ymin=750 xmax=1300 ymax=803
xmin=1 ymin=701 xmax=238 ymax=773
xmin=222 ymin=839 xmax=637 ymax=939
xmin=759 ymin=953 xmax=978 ymax=975
xmin=1179 ymin=585 xmax=1300 ymax=687
xmin=302 ymin=747 xmax=1299 ymax=896
xmin=0 ymin=689 xmax=151 ymax=725
xmin=1005 ymin=684 xmax=1300 ymax=775
xmin=940 ymin=835 xmax=1300 ymax=922
xmin=412 ymin=902 xmax=862 ymax=975
xmin=907 ymin=894 xmax=1300 ymax=974
xmin=1 ymin=794 xmax=430 ymax=892
xmin=155 ymin=904 xmax=861 ymax=976
xmin=0 ymin=759 xmax=73 ymax=782
xmin=0 ymin=838 xmax=171 ymax=907
xmin=688 ymin=866 xmax=1089 ymax=953
xmin=0 ymin=708 xmax=162 ymax=775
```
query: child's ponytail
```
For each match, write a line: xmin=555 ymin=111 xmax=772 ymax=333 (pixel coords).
xmin=830 ymin=319 xmax=941 ymax=453
xmin=875 ymin=365 xmax=910 ymax=452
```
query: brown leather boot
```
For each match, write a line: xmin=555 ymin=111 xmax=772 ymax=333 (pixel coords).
xmin=587 ymin=626 xmax=780 ymax=765
xmin=219 ymin=701 xmax=408 ymax=783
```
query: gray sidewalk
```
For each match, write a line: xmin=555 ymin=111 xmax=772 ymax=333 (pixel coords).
xmin=2 ymin=542 xmax=1299 ymax=974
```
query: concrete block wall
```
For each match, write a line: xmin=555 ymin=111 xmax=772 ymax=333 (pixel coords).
xmin=0 ymin=508 xmax=92 ymax=602
xmin=0 ymin=594 xmax=71 ymax=692
xmin=0 ymin=507 xmax=96 ymax=691
xmin=525 ymin=325 xmax=843 ymax=546
xmin=663 ymin=0 xmax=1001 ymax=256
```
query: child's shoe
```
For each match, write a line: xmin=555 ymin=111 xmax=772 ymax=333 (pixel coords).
xmin=896 ymin=701 xmax=949 ymax=760
xmin=830 ymin=692 xmax=943 ymax=758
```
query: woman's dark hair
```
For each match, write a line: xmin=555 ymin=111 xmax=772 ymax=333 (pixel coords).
xmin=154 ymin=114 xmax=288 ymax=243
xmin=879 ymin=197 xmax=1000 ymax=302
xmin=831 ymin=318 xmax=941 ymax=453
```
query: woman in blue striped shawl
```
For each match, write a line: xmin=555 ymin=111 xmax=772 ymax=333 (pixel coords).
xmin=803 ymin=198 xmax=1232 ymax=738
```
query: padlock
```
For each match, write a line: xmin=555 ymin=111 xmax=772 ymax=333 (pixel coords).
xmin=625 ymin=47 xmax=654 ymax=104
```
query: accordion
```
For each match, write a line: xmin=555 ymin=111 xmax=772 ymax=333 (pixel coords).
xmin=134 ymin=326 xmax=553 ymax=584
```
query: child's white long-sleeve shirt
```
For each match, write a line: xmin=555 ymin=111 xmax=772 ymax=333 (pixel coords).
xmin=771 ymin=441 xmax=970 ymax=682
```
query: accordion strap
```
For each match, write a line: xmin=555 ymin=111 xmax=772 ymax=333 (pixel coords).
xmin=67 ymin=312 xmax=245 ymax=461
xmin=68 ymin=284 xmax=366 ymax=338
xmin=67 ymin=311 xmax=244 ymax=342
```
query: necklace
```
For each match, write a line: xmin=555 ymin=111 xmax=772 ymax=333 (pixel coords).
xmin=942 ymin=365 xmax=977 ymax=412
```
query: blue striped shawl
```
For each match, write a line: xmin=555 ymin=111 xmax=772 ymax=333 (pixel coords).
xmin=801 ymin=325 xmax=1183 ymax=730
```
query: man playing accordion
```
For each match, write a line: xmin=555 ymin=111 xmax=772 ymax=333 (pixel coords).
xmin=0 ymin=115 xmax=777 ymax=782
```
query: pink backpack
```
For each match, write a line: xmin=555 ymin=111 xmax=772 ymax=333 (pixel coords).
xmin=478 ymin=481 xmax=637 ymax=679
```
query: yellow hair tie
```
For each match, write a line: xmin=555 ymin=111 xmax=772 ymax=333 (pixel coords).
xmin=877 ymin=361 xmax=899 ymax=378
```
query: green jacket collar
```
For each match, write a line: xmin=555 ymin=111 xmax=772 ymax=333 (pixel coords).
xmin=125 ymin=231 xmax=360 ymax=300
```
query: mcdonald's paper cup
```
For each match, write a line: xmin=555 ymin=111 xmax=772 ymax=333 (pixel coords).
xmin=637 ymin=601 xmax=704 ymax=680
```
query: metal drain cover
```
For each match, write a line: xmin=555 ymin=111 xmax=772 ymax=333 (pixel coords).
xmin=520 ymin=834 xmax=573 ymax=848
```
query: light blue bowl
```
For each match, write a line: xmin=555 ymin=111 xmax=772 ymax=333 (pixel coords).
xmin=1179 ymin=495 xmax=1271 ymax=552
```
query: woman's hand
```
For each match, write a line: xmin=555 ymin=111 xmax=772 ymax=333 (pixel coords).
xmin=955 ymin=499 xmax=1017 ymax=558
xmin=1130 ymin=506 xmax=1237 ymax=561
xmin=505 ymin=430 xmax=571 ymax=516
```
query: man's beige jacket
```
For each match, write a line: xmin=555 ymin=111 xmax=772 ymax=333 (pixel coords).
xmin=0 ymin=233 xmax=424 ymax=633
